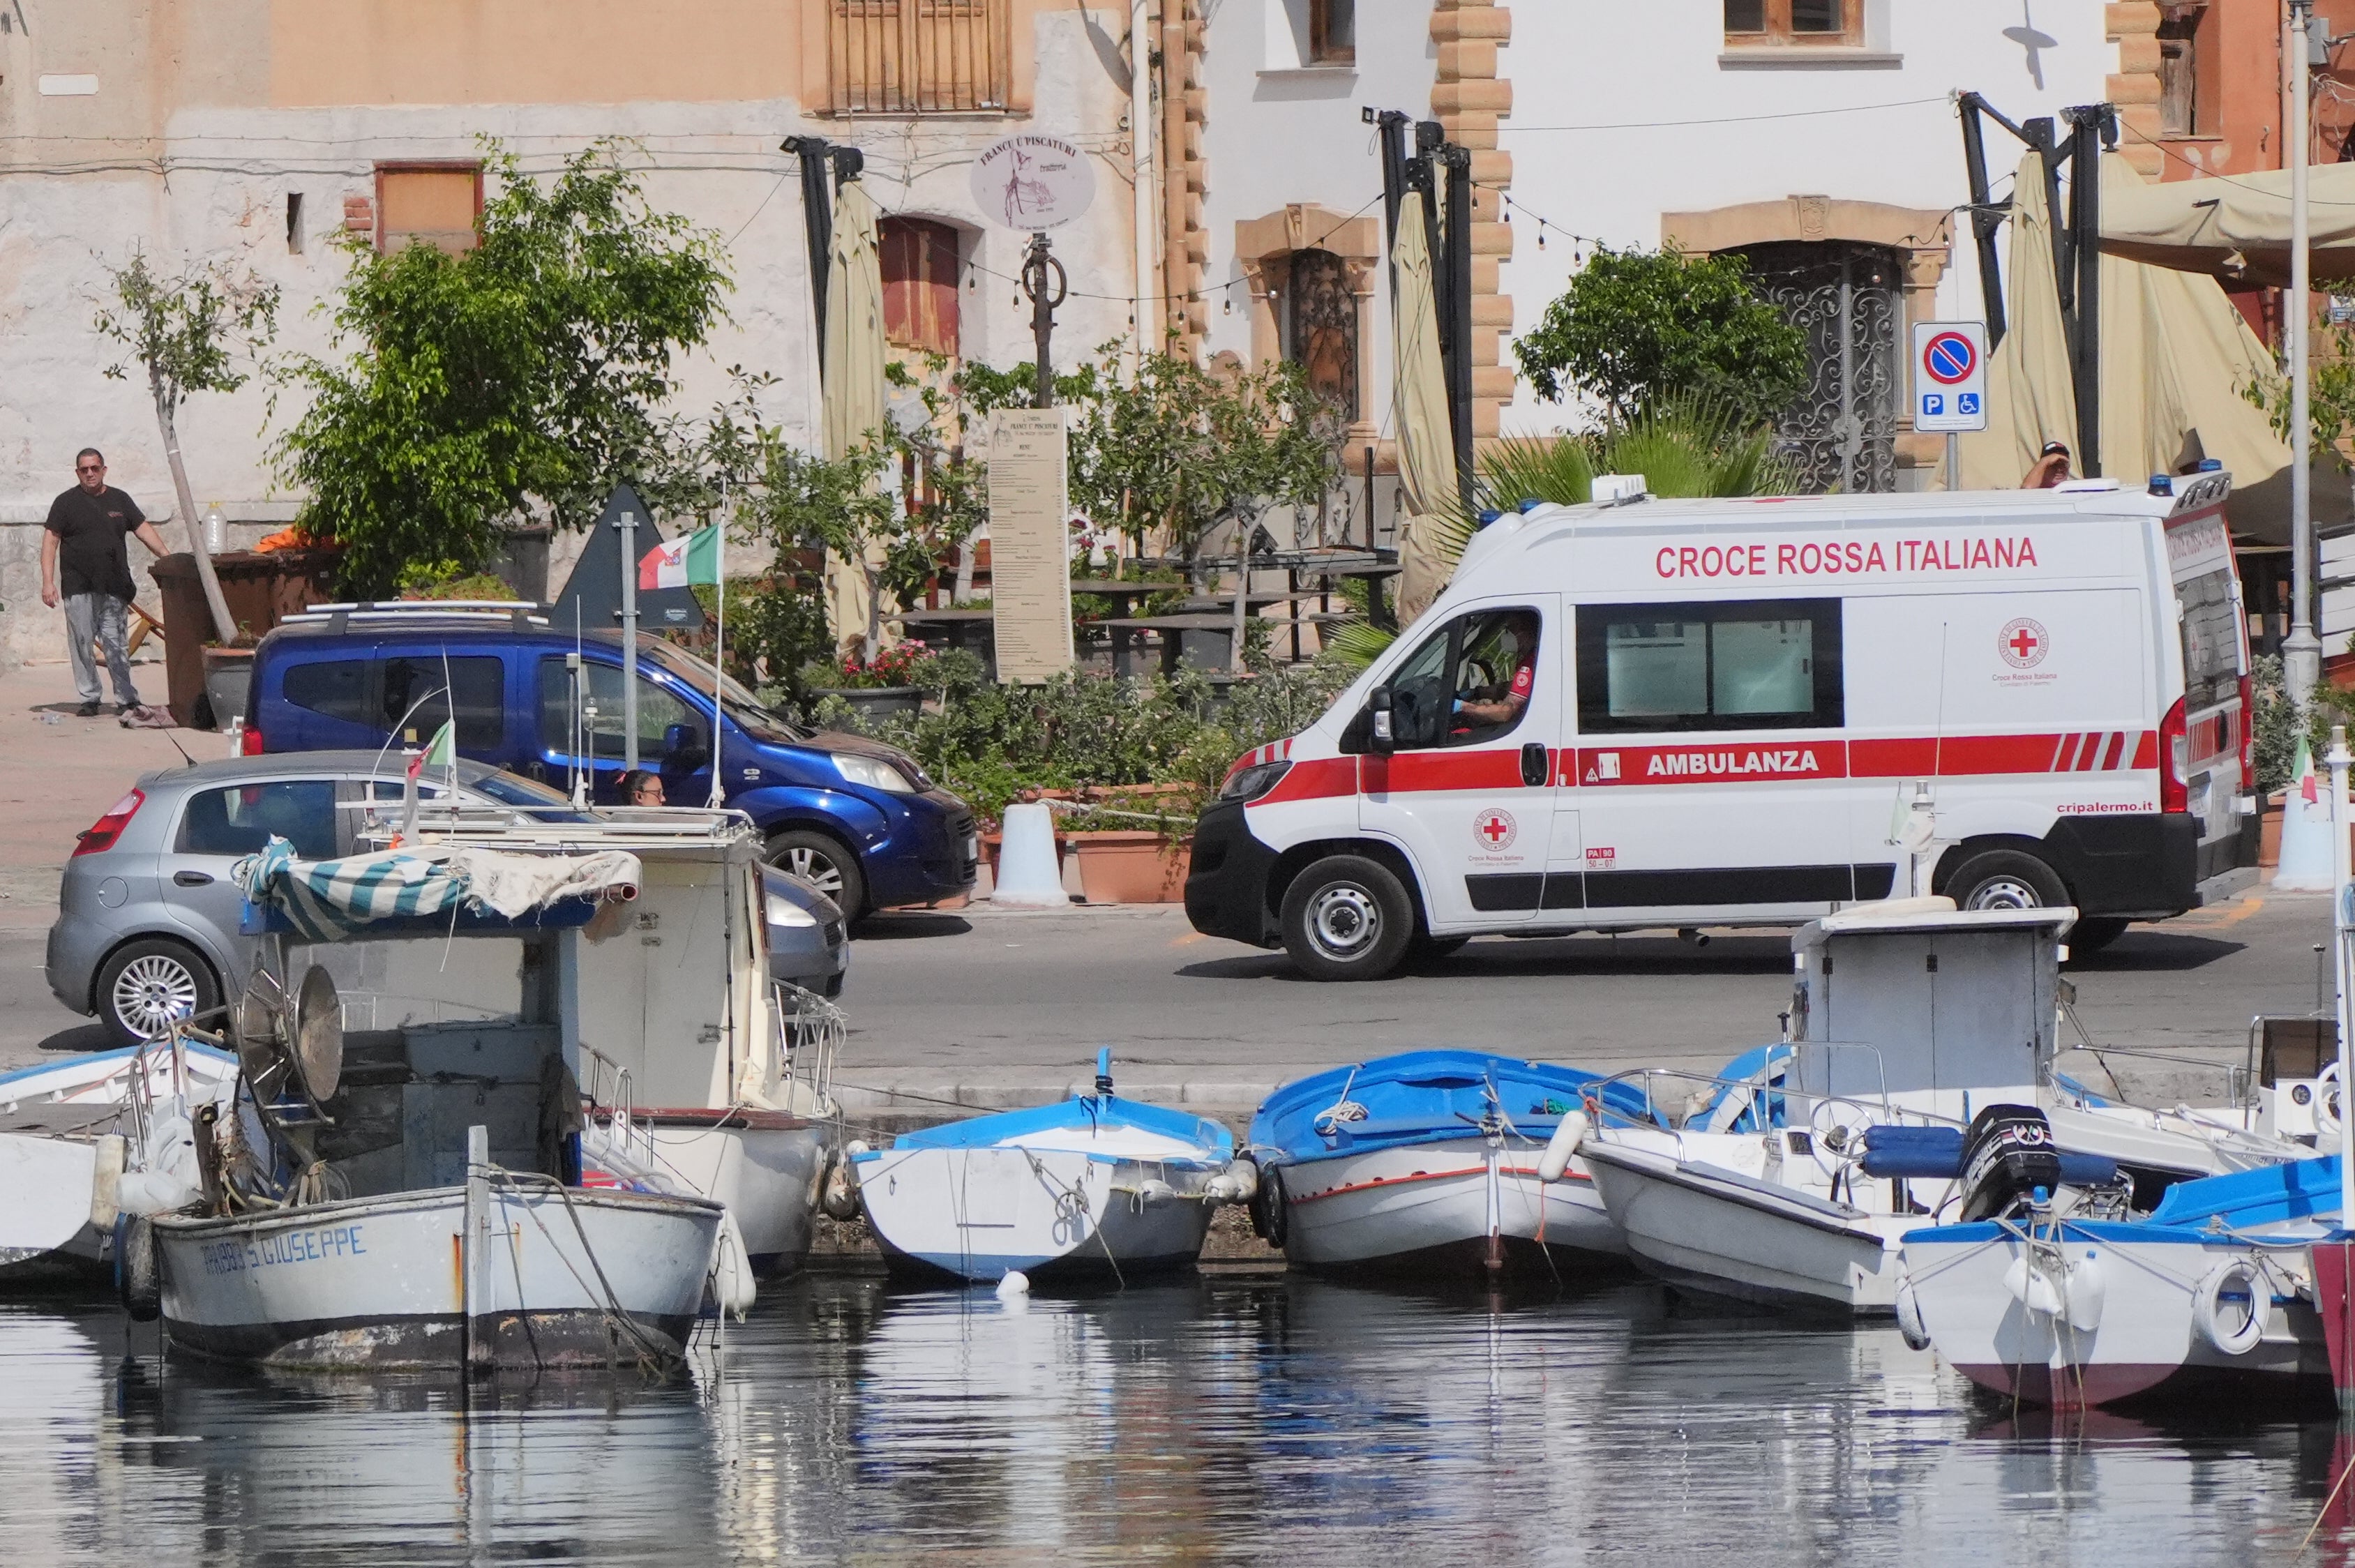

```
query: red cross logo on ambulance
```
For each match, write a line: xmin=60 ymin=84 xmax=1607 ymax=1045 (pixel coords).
xmin=1473 ymin=808 xmax=1519 ymax=852
xmin=1999 ymin=616 xmax=2049 ymax=670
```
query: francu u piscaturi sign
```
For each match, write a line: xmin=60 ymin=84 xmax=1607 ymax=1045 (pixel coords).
xmin=986 ymin=408 xmax=1076 ymax=681
xmin=970 ymin=134 xmax=1096 ymax=232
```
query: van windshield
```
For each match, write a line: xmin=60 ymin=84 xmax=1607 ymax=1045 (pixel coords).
xmin=639 ymin=640 xmax=811 ymax=743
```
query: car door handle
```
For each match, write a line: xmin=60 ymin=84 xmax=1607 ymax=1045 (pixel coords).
xmin=173 ymin=870 xmax=214 ymax=887
xmin=1521 ymin=743 xmax=1549 ymax=788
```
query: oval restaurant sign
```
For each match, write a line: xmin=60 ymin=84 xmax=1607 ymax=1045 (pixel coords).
xmin=970 ymin=134 xmax=1097 ymax=232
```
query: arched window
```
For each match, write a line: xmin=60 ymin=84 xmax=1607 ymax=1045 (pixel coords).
xmin=1729 ymin=239 xmax=1899 ymax=494
xmin=880 ymin=216 xmax=962 ymax=358
xmin=1284 ymin=248 xmax=1357 ymax=424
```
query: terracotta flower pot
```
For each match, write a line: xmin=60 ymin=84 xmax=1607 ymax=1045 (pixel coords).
xmin=2262 ymin=792 xmax=2283 ymax=869
xmin=1065 ymin=831 xmax=1191 ymax=904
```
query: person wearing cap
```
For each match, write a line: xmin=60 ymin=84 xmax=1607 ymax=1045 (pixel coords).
xmin=2022 ymin=442 xmax=2072 ymax=489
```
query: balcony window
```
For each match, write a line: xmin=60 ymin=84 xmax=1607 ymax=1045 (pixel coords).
xmin=375 ymin=164 xmax=481 ymax=255
xmin=1724 ymin=0 xmax=1861 ymax=47
xmin=830 ymin=0 xmax=1010 ymax=114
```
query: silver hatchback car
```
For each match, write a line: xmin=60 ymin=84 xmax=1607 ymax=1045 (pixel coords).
xmin=48 ymin=751 xmax=848 ymax=1044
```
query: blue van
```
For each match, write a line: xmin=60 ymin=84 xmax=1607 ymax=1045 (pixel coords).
xmin=242 ymin=604 xmax=976 ymax=916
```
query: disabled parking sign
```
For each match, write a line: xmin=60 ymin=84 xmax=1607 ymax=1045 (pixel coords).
xmin=1911 ymin=322 xmax=1988 ymax=433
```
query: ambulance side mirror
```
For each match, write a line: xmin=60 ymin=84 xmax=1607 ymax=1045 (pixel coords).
xmin=1338 ymin=686 xmax=1394 ymax=755
xmin=1369 ymin=687 xmax=1395 ymax=752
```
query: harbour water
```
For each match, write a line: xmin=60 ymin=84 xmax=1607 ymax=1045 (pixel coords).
xmin=5 ymin=1272 xmax=2349 ymax=1565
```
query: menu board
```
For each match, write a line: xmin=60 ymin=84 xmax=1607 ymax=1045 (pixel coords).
xmin=986 ymin=408 xmax=1075 ymax=681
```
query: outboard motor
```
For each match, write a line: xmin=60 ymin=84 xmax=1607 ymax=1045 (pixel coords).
xmin=1957 ymin=1106 xmax=2064 ymax=1222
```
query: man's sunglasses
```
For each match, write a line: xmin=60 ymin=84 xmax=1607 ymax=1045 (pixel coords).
xmin=76 ymin=464 xmax=103 ymax=474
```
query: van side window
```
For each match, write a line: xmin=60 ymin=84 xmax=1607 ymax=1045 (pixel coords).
xmin=1577 ymin=599 xmax=1842 ymax=733
xmin=1386 ymin=608 xmax=1542 ymax=749
xmin=176 ymin=781 xmax=338 ymax=859
xmin=282 ymin=660 xmax=371 ymax=725
xmin=536 ymin=658 xmax=694 ymax=757
xmin=382 ymin=656 xmax=506 ymax=748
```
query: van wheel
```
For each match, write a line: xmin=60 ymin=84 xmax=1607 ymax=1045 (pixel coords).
xmin=2068 ymin=917 xmax=2129 ymax=953
xmin=1945 ymin=849 xmax=2070 ymax=914
xmin=96 ymin=938 xmax=218 ymax=1048
xmin=1281 ymin=855 xmax=1414 ymax=981
xmin=767 ymin=830 xmax=867 ymax=919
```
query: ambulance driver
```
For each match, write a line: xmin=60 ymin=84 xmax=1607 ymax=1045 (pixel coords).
xmin=1451 ymin=610 xmax=1540 ymax=740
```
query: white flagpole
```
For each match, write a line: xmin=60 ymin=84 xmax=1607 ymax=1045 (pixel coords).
xmin=710 ymin=483 xmax=728 ymax=808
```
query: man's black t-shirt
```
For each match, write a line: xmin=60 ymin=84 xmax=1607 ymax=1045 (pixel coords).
xmin=45 ymin=485 xmax=144 ymax=600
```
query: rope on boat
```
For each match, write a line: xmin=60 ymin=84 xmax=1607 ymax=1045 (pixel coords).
xmin=487 ymin=1166 xmax=672 ymax=1373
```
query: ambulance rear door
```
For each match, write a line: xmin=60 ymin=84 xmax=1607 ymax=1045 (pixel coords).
xmin=2163 ymin=497 xmax=2256 ymax=887
xmin=1359 ymin=596 xmax=1563 ymax=928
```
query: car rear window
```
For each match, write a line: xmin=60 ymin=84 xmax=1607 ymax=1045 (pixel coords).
xmin=382 ymin=655 xmax=505 ymax=748
xmin=282 ymin=659 xmax=370 ymax=725
xmin=176 ymin=781 xmax=337 ymax=859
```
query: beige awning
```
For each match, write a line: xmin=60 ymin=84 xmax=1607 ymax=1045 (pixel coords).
xmin=819 ymin=178 xmax=892 ymax=654
xmin=1390 ymin=188 xmax=1457 ymax=624
xmin=2098 ymin=160 xmax=2355 ymax=289
xmin=1964 ymin=153 xmax=2302 ymax=543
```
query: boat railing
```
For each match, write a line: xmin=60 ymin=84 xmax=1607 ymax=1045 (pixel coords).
xmin=775 ymin=983 xmax=842 ymax=1109
xmin=2049 ymin=1042 xmax=2252 ymax=1113
xmin=579 ymin=1046 xmax=656 ymax=1164
xmin=1587 ymin=1043 xmax=1971 ymax=1144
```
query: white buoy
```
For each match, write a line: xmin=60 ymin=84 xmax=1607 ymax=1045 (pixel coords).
xmin=989 ymin=804 xmax=1071 ymax=907
xmin=1536 ymin=1109 xmax=1588 ymax=1182
xmin=996 ymin=1269 xmax=1031 ymax=1300
xmin=2275 ymin=737 xmax=2335 ymax=891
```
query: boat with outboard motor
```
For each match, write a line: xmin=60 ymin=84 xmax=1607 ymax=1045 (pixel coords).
xmin=1244 ymin=1050 xmax=1651 ymax=1277
xmin=850 ymin=1050 xmax=1240 ymax=1283
xmin=1895 ymin=1154 xmax=2338 ymax=1408
xmin=1569 ymin=899 xmax=2303 ymax=1314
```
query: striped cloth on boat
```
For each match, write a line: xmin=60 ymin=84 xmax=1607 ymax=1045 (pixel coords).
xmin=234 ymin=840 xmax=467 ymax=942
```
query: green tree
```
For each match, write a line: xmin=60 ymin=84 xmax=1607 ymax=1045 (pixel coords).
xmin=93 ymin=250 xmax=280 ymax=642
xmin=274 ymin=142 xmax=728 ymax=596
xmin=1514 ymin=245 xmax=1808 ymax=425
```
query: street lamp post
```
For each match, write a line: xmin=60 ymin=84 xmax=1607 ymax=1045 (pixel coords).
xmin=2289 ymin=0 xmax=2322 ymax=705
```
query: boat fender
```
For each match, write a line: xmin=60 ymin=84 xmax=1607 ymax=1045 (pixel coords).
xmin=1135 ymin=1179 xmax=1175 ymax=1207
xmin=1893 ymin=1276 xmax=1932 ymax=1352
xmin=1249 ymin=1163 xmax=1288 ymax=1249
xmin=996 ymin=1269 xmax=1030 ymax=1301
xmin=89 ymin=1133 xmax=127 ymax=1232
xmin=819 ymin=1151 xmax=863 ymax=1222
xmin=114 ymin=1214 xmax=161 ymax=1324
xmin=2192 ymin=1259 xmax=2269 ymax=1356
xmin=2320 ymin=1064 xmax=2345 ymax=1140
xmin=2063 ymin=1251 xmax=2106 ymax=1333
xmin=2001 ymin=1255 xmax=2063 ymax=1318
xmin=709 ymin=1210 xmax=757 ymax=1321
xmin=1203 ymin=1158 xmax=1260 ymax=1205
xmin=1537 ymin=1110 xmax=1589 ymax=1183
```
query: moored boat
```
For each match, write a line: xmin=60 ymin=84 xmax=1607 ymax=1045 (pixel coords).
xmin=1247 ymin=1050 xmax=1640 ymax=1278
xmin=852 ymin=1050 xmax=1237 ymax=1283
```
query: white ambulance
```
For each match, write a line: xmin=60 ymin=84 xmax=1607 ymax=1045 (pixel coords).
xmin=1184 ymin=473 xmax=2258 ymax=980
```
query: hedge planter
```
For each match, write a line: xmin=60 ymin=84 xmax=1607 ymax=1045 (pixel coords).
xmin=199 ymin=647 xmax=256 ymax=733
xmin=807 ymin=687 xmax=926 ymax=723
xmin=1066 ymin=831 xmax=1191 ymax=905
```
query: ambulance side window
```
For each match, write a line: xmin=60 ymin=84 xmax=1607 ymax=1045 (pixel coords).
xmin=1385 ymin=608 xmax=1542 ymax=749
xmin=1577 ymin=598 xmax=1842 ymax=733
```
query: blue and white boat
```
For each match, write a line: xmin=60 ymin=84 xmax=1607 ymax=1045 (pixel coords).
xmin=850 ymin=1051 xmax=1239 ymax=1283
xmin=1897 ymin=1156 xmax=2339 ymax=1409
xmin=1247 ymin=1050 xmax=1645 ymax=1277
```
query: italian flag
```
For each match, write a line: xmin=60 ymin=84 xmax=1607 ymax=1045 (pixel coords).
xmin=407 ymin=719 xmax=455 ymax=780
xmin=639 ymin=525 xmax=721 ymax=590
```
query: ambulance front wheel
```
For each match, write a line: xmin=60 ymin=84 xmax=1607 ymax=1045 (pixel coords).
xmin=1945 ymin=848 xmax=2069 ymax=916
xmin=1281 ymin=854 xmax=1415 ymax=981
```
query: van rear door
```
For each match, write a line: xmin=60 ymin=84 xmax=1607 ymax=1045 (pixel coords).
xmin=2165 ymin=499 xmax=2257 ymax=889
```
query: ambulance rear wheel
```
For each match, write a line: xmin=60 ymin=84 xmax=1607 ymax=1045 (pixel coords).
xmin=1946 ymin=849 xmax=2069 ymax=915
xmin=1281 ymin=855 xmax=1415 ymax=981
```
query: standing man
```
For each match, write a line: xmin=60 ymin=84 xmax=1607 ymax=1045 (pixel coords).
xmin=42 ymin=448 xmax=170 ymax=717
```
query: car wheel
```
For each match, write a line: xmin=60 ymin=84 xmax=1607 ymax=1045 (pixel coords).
xmin=2068 ymin=917 xmax=2130 ymax=953
xmin=96 ymin=937 xmax=219 ymax=1048
xmin=1944 ymin=849 xmax=2070 ymax=915
xmin=1280 ymin=854 xmax=1414 ymax=981
xmin=766 ymin=830 xmax=866 ymax=920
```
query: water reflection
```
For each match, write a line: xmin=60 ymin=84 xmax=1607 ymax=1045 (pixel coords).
xmin=4 ymin=1276 xmax=2355 ymax=1565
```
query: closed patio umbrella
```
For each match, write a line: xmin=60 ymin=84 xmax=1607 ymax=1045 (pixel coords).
xmin=820 ymin=177 xmax=893 ymax=654
xmin=1390 ymin=188 xmax=1457 ymax=624
xmin=1959 ymin=152 xmax=2079 ymax=490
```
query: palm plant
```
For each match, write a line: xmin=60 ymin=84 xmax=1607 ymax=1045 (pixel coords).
xmin=1325 ymin=394 xmax=1793 ymax=670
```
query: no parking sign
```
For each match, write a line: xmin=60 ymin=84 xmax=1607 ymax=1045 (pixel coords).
xmin=1911 ymin=322 xmax=1988 ymax=433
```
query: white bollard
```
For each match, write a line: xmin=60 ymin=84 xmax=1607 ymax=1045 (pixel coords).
xmin=989 ymin=802 xmax=1071 ymax=907
xmin=2276 ymin=736 xmax=2337 ymax=891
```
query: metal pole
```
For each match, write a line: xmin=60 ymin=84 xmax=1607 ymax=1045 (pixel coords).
xmin=2068 ymin=107 xmax=2104 ymax=478
xmin=2329 ymin=724 xmax=2352 ymax=1223
xmin=1440 ymin=144 xmax=1476 ymax=512
xmin=2290 ymin=0 xmax=2322 ymax=705
xmin=781 ymin=137 xmax=835 ymax=372
xmin=618 ymin=506 xmax=640 ymax=771
xmin=1130 ymin=0 xmax=1157 ymax=365
xmin=1957 ymin=94 xmax=2009 ymax=347
xmin=1022 ymin=233 xmax=1067 ymax=409
xmin=710 ymin=483 xmax=727 ymax=808
xmin=1946 ymin=431 xmax=1960 ymax=493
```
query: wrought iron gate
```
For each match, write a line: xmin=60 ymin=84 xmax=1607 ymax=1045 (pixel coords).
xmin=1734 ymin=241 xmax=1899 ymax=494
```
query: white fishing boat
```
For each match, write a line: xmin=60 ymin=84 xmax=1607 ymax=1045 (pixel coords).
xmin=1572 ymin=900 xmax=2301 ymax=1314
xmin=851 ymin=1051 xmax=1238 ymax=1283
xmin=1244 ymin=1050 xmax=1635 ymax=1276
xmin=0 ymin=1041 xmax=239 ymax=1286
xmin=135 ymin=834 xmax=735 ymax=1371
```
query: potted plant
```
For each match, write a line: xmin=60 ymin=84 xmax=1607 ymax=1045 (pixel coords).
xmin=802 ymin=640 xmax=938 ymax=723
xmin=1056 ymin=785 xmax=1194 ymax=905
